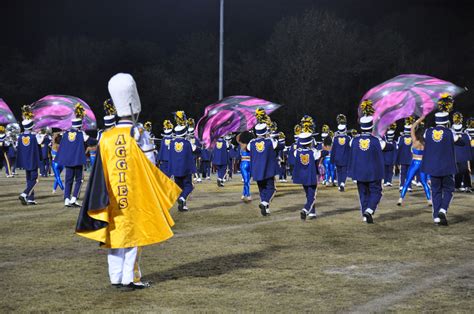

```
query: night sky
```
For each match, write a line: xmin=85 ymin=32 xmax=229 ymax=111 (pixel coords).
xmin=1 ymin=0 xmax=473 ymax=127
xmin=3 ymin=0 xmax=472 ymax=55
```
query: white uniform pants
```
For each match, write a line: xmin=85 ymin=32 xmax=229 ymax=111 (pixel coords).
xmin=107 ymin=247 xmax=142 ymax=285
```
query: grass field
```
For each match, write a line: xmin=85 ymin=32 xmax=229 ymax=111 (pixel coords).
xmin=0 ymin=171 xmax=473 ymax=312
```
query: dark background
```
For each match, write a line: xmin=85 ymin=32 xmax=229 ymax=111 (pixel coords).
xmin=1 ymin=0 xmax=473 ymax=133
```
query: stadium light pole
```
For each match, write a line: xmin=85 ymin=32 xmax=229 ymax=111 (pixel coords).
xmin=218 ymin=0 xmax=224 ymax=100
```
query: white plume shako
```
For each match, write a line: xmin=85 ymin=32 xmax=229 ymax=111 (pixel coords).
xmin=107 ymin=73 xmax=141 ymax=117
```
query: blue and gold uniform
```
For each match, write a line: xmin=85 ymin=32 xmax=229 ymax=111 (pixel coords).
xmin=169 ymin=111 xmax=196 ymax=211
xmin=331 ymin=131 xmax=350 ymax=190
xmin=396 ymin=120 xmax=413 ymax=190
xmin=200 ymin=148 xmax=211 ymax=179
xmin=349 ymin=100 xmax=392 ymax=223
xmin=452 ymin=113 xmax=472 ymax=191
xmin=39 ymin=133 xmax=51 ymax=177
xmin=212 ymin=138 xmax=228 ymax=186
xmin=158 ymin=120 xmax=173 ymax=177
xmin=55 ymin=125 xmax=88 ymax=207
xmin=331 ymin=114 xmax=350 ymax=191
xmin=383 ymin=126 xmax=397 ymax=186
xmin=17 ymin=113 xmax=42 ymax=205
xmin=421 ymin=95 xmax=464 ymax=225
xmin=293 ymin=131 xmax=321 ymax=220
xmin=248 ymin=118 xmax=278 ymax=216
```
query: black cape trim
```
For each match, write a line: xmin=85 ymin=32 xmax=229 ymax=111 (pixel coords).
xmin=75 ymin=146 xmax=109 ymax=232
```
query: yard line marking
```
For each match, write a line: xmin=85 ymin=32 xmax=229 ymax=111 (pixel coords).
xmin=347 ymin=262 xmax=474 ymax=313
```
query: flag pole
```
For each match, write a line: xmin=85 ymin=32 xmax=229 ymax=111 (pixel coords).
xmin=218 ymin=0 xmax=224 ymax=100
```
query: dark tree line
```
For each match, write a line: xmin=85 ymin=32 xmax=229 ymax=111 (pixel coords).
xmin=1 ymin=9 xmax=473 ymax=135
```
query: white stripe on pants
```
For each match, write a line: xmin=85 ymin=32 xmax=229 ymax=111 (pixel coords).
xmin=108 ymin=247 xmax=140 ymax=285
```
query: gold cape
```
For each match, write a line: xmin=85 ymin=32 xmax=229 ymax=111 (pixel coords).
xmin=76 ymin=126 xmax=181 ymax=248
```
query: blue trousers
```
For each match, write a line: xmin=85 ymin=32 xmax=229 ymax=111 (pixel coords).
xmin=159 ymin=160 xmax=171 ymax=177
xmin=356 ymin=180 xmax=382 ymax=214
xmin=400 ymin=159 xmax=430 ymax=200
xmin=174 ymin=174 xmax=194 ymax=200
xmin=430 ymin=175 xmax=454 ymax=219
xmin=384 ymin=165 xmax=394 ymax=183
xmin=24 ymin=169 xmax=38 ymax=201
xmin=240 ymin=160 xmax=251 ymax=197
xmin=52 ymin=161 xmax=64 ymax=191
xmin=279 ymin=162 xmax=287 ymax=180
xmin=200 ymin=161 xmax=211 ymax=178
xmin=303 ymin=185 xmax=317 ymax=214
xmin=257 ymin=177 xmax=276 ymax=203
xmin=323 ymin=157 xmax=335 ymax=183
xmin=336 ymin=165 xmax=347 ymax=186
xmin=399 ymin=164 xmax=411 ymax=189
xmin=216 ymin=164 xmax=226 ymax=180
xmin=40 ymin=159 xmax=50 ymax=176
xmin=64 ymin=166 xmax=83 ymax=200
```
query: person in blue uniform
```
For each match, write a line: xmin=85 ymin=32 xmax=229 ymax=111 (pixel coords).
xmin=168 ymin=111 xmax=196 ymax=211
xmin=247 ymin=109 xmax=278 ymax=216
xmin=331 ymin=114 xmax=351 ymax=192
xmin=0 ymin=126 xmax=15 ymax=178
xmin=396 ymin=117 xmax=414 ymax=192
xmin=39 ymin=129 xmax=51 ymax=177
xmin=200 ymin=147 xmax=212 ymax=180
xmin=158 ymin=120 xmax=173 ymax=177
xmin=397 ymin=117 xmax=431 ymax=206
xmin=224 ymin=134 xmax=236 ymax=181
xmin=237 ymin=131 xmax=254 ymax=202
xmin=293 ymin=128 xmax=321 ymax=220
xmin=55 ymin=105 xmax=90 ymax=207
xmin=466 ymin=117 xmax=474 ymax=190
xmin=287 ymin=125 xmax=301 ymax=177
xmin=188 ymin=119 xmax=202 ymax=183
xmin=0 ymin=127 xmax=12 ymax=177
xmin=17 ymin=107 xmax=43 ymax=205
xmin=277 ymin=132 xmax=288 ymax=182
xmin=212 ymin=137 xmax=228 ymax=187
xmin=7 ymin=131 xmax=17 ymax=176
xmin=421 ymin=94 xmax=465 ymax=226
xmin=97 ymin=99 xmax=117 ymax=143
xmin=382 ymin=124 xmax=397 ymax=187
xmin=320 ymin=125 xmax=335 ymax=186
xmin=452 ymin=112 xmax=472 ymax=192
xmin=51 ymin=132 xmax=64 ymax=193
xmin=349 ymin=100 xmax=392 ymax=223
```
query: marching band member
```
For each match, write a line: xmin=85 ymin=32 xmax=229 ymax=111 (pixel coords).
xmin=452 ymin=112 xmax=472 ymax=192
xmin=55 ymin=104 xmax=91 ymax=207
xmin=321 ymin=124 xmax=335 ymax=186
xmin=169 ymin=111 xmax=196 ymax=211
xmin=51 ymin=133 xmax=64 ymax=193
xmin=383 ymin=123 xmax=397 ymax=187
xmin=17 ymin=106 xmax=42 ymax=205
xmin=212 ymin=137 xmax=228 ymax=187
xmin=396 ymin=117 xmax=414 ymax=192
xmin=293 ymin=122 xmax=321 ymax=220
xmin=421 ymin=94 xmax=465 ymax=226
xmin=331 ymin=114 xmax=351 ymax=192
xmin=397 ymin=116 xmax=431 ymax=206
xmin=76 ymin=73 xmax=180 ymax=290
xmin=247 ymin=108 xmax=278 ymax=216
xmin=97 ymin=98 xmax=117 ymax=142
xmin=157 ymin=120 xmax=173 ymax=177
xmin=236 ymin=131 xmax=253 ymax=202
xmin=349 ymin=100 xmax=392 ymax=223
